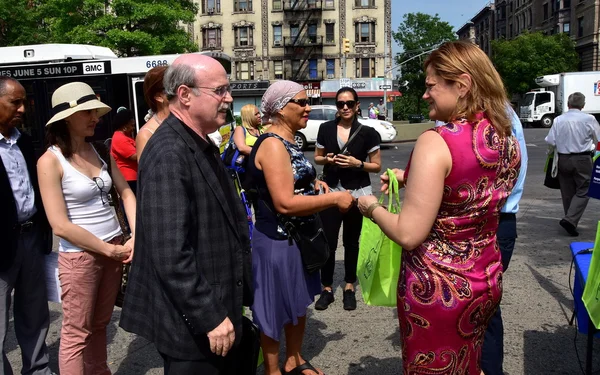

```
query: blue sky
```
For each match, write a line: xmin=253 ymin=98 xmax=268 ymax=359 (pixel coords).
xmin=391 ymin=0 xmax=491 ymax=56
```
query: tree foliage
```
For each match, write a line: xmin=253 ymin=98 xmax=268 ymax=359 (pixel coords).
xmin=0 ymin=0 xmax=48 ymax=46
xmin=393 ymin=13 xmax=456 ymax=115
xmin=492 ymin=32 xmax=579 ymax=95
xmin=1 ymin=0 xmax=198 ymax=56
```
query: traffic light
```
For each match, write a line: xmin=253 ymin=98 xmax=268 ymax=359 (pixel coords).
xmin=343 ymin=38 xmax=351 ymax=54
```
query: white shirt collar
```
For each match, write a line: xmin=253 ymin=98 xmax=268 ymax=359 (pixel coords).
xmin=0 ymin=127 xmax=21 ymax=144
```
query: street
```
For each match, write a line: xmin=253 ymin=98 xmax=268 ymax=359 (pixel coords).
xmin=6 ymin=127 xmax=600 ymax=374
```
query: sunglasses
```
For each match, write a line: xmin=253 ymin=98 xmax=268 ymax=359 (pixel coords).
xmin=92 ymin=177 xmax=113 ymax=206
xmin=288 ymin=98 xmax=310 ymax=107
xmin=336 ymin=100 xmax=357 ymax=109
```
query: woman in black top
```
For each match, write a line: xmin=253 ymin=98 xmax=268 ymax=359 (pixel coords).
xmin=314 ymin=87 xmax=382 ymax=311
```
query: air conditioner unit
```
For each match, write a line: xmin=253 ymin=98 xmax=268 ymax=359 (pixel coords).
xmin=207 ymin=7 xmax=215 ymax=14
xmin=327 ymin=74 xmax=334 ymax=79
xmin=274 ymin=40 xmax=282 ymax=46
xmin=208 ymin=43 xmax=216 ymax=48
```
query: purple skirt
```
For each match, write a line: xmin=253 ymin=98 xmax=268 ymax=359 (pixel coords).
xmin=250 ymin=228 xmax=321 ymax=341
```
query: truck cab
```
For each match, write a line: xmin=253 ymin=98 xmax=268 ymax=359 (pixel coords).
xmin=520 ymin=89 xmax=555 ymax=128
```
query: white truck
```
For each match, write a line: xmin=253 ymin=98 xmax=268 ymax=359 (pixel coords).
xmin=519 ymin=71 xmax=600 ymax=128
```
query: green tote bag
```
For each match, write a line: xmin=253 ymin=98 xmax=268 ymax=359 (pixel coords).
xmin=582 ymin=222 xmax=600 ymax=328
xmin=357 ymin=169 xmax=402 ymax=307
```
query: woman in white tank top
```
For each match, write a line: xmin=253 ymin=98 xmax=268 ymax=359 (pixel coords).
xmin=37 ymin=82 xmax=137 ymax=375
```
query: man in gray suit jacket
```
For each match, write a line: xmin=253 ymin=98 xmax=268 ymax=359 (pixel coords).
xmin=119 ymin=54 xmax=253 ymax=374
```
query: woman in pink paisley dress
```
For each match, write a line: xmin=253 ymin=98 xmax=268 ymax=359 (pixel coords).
xmin=357 ymin=40 xmax=521 ymax=374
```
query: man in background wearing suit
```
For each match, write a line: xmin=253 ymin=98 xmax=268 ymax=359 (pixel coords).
xmin=120 ymin=55 xmax=253 ymax=374
xmin=0 ymin=77 xmax=53 ymax=374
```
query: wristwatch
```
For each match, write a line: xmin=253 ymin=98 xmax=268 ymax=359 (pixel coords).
xmin=359 ymin=161 xmax=364 ymax=169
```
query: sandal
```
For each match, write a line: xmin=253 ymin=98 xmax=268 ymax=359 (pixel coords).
xmin=282 ymin=360 xmax=323 ymax=375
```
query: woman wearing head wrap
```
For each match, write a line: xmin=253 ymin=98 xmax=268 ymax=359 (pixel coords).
xmin=37 ymin=82 xmax=136 ymax=374
xmin=357 ymin=41 xmax=521 ymax=374
xmin=247 ymin=81 xmax=354 ymax=375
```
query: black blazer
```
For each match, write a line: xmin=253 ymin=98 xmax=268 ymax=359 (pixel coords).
xmin=119 ymin=114 xmax=253 ymax=360
xmin=0 ymin=132 xmax=51 ymax=271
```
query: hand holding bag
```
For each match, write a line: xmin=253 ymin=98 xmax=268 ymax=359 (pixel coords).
xmin=357 ymin=169 xmax=402 ymax=307
xmin=544 ymin=147 xmax=560 ymax=189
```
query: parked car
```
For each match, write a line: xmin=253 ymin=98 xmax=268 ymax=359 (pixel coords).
xmin=407 ymin=114 xmax=425 ymax=123
xmin=295 ymin=105 xmax=397 ymax=151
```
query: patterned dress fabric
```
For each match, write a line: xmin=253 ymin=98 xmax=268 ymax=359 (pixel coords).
xmin=399 ymin=113 xmax=521 ymax=374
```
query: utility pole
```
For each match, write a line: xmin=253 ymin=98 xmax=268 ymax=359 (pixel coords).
xmin=383 ymin=25 xmax=388 ymax=119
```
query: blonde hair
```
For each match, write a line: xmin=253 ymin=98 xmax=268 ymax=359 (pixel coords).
xmin=240 ymin=104 xmax=261 ymax=129
xmin=424 ymin=41 xmax=511 ymax=137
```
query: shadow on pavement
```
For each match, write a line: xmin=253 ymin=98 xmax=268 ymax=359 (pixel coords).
xmin=525 ymin=263 xmax=574 ymax=323
xmin=114 ymin=336 xmax=161 ymax=374
xmin=346 ymin=355 xmax=402 ymax=374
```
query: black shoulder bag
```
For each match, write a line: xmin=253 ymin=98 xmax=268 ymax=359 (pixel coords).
xmin=320 ymin=123 xmax=364 ymax=183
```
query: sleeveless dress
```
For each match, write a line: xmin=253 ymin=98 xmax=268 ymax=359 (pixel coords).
xmin=247 ymin=133 xmax=321 ymax=341
xmin=399 ymin=113 xmax=521 ymax=374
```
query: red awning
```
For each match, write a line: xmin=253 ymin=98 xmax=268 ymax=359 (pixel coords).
xmin=321 ymin=90 xmax=402 ymax=98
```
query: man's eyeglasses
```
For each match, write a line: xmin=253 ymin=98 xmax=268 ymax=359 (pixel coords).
xmin=187 ymin=84 xmax=232 ymax=97
xmin=92 ymin=177 xmax=113 ymax=206
xmin=336 ymin=100 xmax=357 ymax=110
xmin=288 ymin=98 xmax=309 ymax=107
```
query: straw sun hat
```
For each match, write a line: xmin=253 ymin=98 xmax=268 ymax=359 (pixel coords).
xmin=46 ymin=82 xmax=112 ymax=126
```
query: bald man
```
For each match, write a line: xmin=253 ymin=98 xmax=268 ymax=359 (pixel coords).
xmin=119 ymin=55 xmax=253 ymax=375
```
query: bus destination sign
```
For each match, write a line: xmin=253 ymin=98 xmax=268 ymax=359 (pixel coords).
xmin=0 ymin=61 xmax=111 ymax=79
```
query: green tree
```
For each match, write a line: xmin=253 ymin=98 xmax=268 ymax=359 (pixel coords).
xmin=492 ymin=32 xmax=579 ymax=95
xmin=0 ymin=0 xmax=48 ymax=46
xmin=41 ymin=0 xmax=198 ymax=56
xmin=393 ymin=13 xmax=456 ymax=116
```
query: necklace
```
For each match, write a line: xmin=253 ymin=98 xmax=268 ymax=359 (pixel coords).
xmin=153 ymin=113 xmax=165 ymax=124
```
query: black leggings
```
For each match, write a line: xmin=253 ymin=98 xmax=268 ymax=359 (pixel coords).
xmin=319 ymin=205 xmax=363 ymax=286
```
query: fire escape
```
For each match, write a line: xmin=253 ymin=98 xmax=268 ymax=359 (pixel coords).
xmin=282 ymin=0 xmax=323 ymax=81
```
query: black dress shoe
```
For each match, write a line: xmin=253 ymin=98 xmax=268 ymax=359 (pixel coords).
xmin=560 ymin=219 xmax=579 ymax=236
xmin=315 ymin=290 xmax=334 ymax=310
xmin=343 ymin=289 xmax=357 ymax=310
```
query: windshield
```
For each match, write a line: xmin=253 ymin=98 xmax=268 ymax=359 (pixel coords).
xmin=523 ymin=93 xmax=535 ymax=106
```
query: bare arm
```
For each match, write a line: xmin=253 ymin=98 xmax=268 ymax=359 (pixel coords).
xmin=37 ymin=151 xmax=130 ymax=260
xmin=233 ymin=126 xmax=252 ymax=156
xmin=136 ymin=128 xmax=153 ymax=159
xmin=361 ymin=131 xmax=451 ymax=250
xmin=256 ymin=137 xmax=352 ymax=216
xmin=314 ymin=146 xmax=335 ymax=165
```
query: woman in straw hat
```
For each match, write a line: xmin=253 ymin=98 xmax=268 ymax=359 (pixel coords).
xmin=37 ymin=82 xmax=136 ymax=374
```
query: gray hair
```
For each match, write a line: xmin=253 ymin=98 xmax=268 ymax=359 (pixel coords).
xmin=0 ymin=77 xmax=20 ymax=96
xmin=163 ymin=64 xmax=197 ymax=101
xmin=568 ymin=92 xmax=586 ymax=109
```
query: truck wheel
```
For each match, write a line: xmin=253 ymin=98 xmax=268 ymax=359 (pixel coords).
xmin=541 ymin=115 xmax=553 ymax=128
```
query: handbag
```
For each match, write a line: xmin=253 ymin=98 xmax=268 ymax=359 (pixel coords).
xmin=582 ymin=222 xmax=600 ymax=328
xmin=240 ymin=316 xmax=261 ymax=375
xmin=357 ymin=169 xmax=402 ymax=307
xmin=544 ymin=147 xmax=560 ymax=189
xmin=92 ymin=141 xmax=132 ymax=307
xmin=320 ymin=123 xmax=363 ymax=182
xmin=279 ymin=213 xmax=329 ymax=274
xmin=221 ymin=125 xmax=247 ymax=172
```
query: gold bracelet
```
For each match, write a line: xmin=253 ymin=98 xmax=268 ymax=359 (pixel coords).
xmin=365 ymin=202 xmax=383 ymax=219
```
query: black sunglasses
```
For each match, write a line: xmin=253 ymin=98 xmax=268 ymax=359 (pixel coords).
xmin=336 ymin=100 xmax=357 ymax=109
xmin=288 ymin=98 xmax=309 ymax=107
xmin=92 ymin=177 xmax=113 ymax=206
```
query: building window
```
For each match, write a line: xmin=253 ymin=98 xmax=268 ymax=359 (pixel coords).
xmin=202 ymin=28 xmax=221 ymax=49
xmin=234 ymin=0 xmax=252 ymax=12
xmin=308 ymin=24 xmax=317 ymax=43
xmin=236 ymin=62 xmax=253 ymax=80
xmin=309 ymin=60 xmax=318 ymax=79
xmin=324 ymin=0 xmax=334 ymax=7
xmin=355 ymin=0 xmax=374 ymax=6
xmin=563 ymin=22 xmax=570 ymax=33
xmin=326 ymin=59 xmax=335 ymax=78
xmin=202 ymin=0 xmax=221 ymax=13
xmin=273 ymin=0 xmax=282 ymax=10
xmin=356 ymin=58 xmax=375 ymax=78
xmin=235 ymin=27 xmax=253 ymax=47
xmin=273 ymin=25 xmax=283 ymax=46
xmin=564 ymin=0 xmax=571 ymax=6
xmin=290 ymin=25 xmax=299 ymax=42
xmin=578 ymin=16 xmax=584 ymax=37
xmin=543 ymin=3 xmax=548 ymax=20
xmin=274 ymin=61 xmax=283 ymax=79
xmin=325 ymin=23 xmax=335 ymax=43
xmin=355 ymin=22 xmax=375 ymax=43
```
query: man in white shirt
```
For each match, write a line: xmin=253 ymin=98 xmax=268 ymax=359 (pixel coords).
xmin=376 ymin=99 xmax=386 ymax=120
xmin=545 ymin=92 xmax=600 ymax=236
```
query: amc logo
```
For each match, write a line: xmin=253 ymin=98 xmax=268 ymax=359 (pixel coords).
xmin=83 ymin=63 xmax=105 ymax=75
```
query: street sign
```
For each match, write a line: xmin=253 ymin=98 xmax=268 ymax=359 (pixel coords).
xmin=379 ymin=85 xmax=392 ymax=90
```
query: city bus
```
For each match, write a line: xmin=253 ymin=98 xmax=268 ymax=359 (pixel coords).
xmin=0 ymin=44 xmax=233 ymax=154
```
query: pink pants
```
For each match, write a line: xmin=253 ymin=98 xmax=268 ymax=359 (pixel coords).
xmin=58 ymin=250 xmax=122 ymax=375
